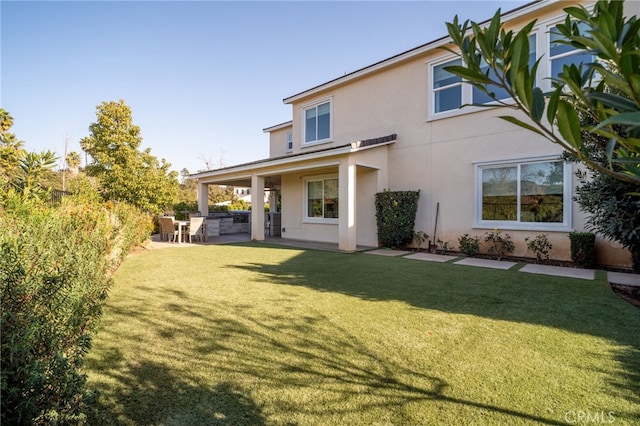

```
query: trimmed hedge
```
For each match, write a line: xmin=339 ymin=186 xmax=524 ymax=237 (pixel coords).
xmin=375 ymin=190 xmax=420 ymax=248
xmin=0 ymin=195 xmax=152 ymax=424
xmin=569 ymin=232 xmax=596 ymax=268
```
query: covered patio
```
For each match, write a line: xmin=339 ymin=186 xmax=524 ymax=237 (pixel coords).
xmin=191 ymin=135 xmax=396 ymax=252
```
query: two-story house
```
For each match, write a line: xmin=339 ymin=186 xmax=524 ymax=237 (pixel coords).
xmin=192 ymin=0 xmax=638 ymax=268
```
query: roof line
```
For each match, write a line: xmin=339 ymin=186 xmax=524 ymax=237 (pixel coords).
xmin=262 ymin=120 xmax=293 ymax=133
xmin=191 ymin=134 xmax=397 ymax=179
xmin=283 ymin=0 xmax=544 ymax=104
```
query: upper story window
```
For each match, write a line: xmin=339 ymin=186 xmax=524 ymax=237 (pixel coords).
xmin=303 ymin=100 xmax=331 ymax=144
xmin=286 ymin=132 xmax=293 ymax=152
xmin=433 ymin=58 xmax=463 ymax=113
xmin=427 ymin=12 xmax=600 ymax=120
xmin=472 ymin=35 xmax=537 ymax=104
xmin=475 ymin=157 xmax=571 ymax=231
xmin=430 ymin=36 xmax=538 ymax=117
xmin=549 ymin=22 xmax=594 ymax=80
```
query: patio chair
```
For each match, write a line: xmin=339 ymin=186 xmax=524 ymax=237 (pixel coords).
xmin=186 ymin=217 xmax=205 ymax=243
xmin=159 ymin=217 xmax=179 ymax=242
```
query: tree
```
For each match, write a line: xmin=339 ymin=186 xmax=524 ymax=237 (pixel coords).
xmin=568 ymin=112 xmax=640 ymax=272
xmin=66 ymin=151 xmax=81 ymax=176
xmin=80 ymin=100 xmax=179 ymax=213
xmin=0 ymin=109 xmax=25 ymax=186
xmin=443 ymin=0 xmax=640 ymax=185
xmin=1 ymin=109 xmax=58 ymax=202
xmin=208 ymin=185 xmax=236 ymax=205
xmin=14 ymin=151 xmax=59 ymax=200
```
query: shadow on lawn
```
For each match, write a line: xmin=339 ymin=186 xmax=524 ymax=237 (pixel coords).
xmin=90 ymin=284 xmax=573 ymax=425
xmin=86 ymin=319 xmax=266 ymax=425
xmin=228 ymin=245 xmax=640 ymax=420
xmin=86 ymin=246 xmax=639 ymax=424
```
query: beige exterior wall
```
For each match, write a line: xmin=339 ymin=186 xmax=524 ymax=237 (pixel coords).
xmin=195 ymin=0 xmax=638 ymax=267
xmin=268 ymin=124 xmax=293 ymax=158
xmin=262 ymin=0 xmax=634 ymax=268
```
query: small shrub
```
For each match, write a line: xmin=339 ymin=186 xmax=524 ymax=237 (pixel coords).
xmin=525 ymin=234 xmax=553 ymax=263
xmin=569 ymin=232 xmax=596 ymax=268
xmin=413 ymin=231 xmax=429 ymax=249
xmin=484 ymin=229 xmax=515 ymax=260
xmin=437 ymin=239 xmax=451 ymax=253
xmin=375 ymin=190 xmax=420 ymax=248
xmin=458 ymin=233 xmax=480 ymax=257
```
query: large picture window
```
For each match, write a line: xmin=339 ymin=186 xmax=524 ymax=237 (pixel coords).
xmin=476 ymin=158 xmax=571 ymax=230
xmin=305 ymin=176 xmax=339 ymax=220
xmin=303 ymin=101 xmax=331 ymax=144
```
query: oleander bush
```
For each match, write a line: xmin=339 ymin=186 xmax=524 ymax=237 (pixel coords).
xmin=375 ymin=190 xmax=420 ymax=248
xmin=0 ymin=193 xmax=152 ymax=425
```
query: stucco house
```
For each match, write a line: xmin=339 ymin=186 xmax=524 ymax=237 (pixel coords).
xmin=193 ymin=0 xmax=638 ymax=268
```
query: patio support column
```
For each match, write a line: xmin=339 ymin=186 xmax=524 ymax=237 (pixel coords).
xmin=197 ymin=182 xmax=209 ymax=217
xmin=338 ymin=157 xmax=357 ymax=252
xmin=250 ymin=174 xmax=265 ymax=241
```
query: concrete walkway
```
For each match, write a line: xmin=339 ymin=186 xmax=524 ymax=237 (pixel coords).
xmin=367 ymin=249 xmax=638 ymax=286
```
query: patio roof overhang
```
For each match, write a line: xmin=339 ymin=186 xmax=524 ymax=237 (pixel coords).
xmin=192 ymin=134 xmax=397 ymax=186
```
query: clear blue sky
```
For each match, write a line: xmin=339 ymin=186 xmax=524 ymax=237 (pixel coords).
xmin=2 ymin=0 xmax=529 ymax=175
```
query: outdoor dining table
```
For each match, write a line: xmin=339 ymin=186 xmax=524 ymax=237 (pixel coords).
xmin=175 ymin=220 xmax=189 ymax=244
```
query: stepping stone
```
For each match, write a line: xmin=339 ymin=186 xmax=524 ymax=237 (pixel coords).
xmin=454 ymin=257 xmax=517 ymax=270
xmin=608 ymin=271 xmax=640 ymax=286
xmin=404 ymin=252 xmax=458 ymax=263
xmin=365 ymin=249 xmax=412 ymax=257
xmin=520 ymin=264 xmax=594 ymax=280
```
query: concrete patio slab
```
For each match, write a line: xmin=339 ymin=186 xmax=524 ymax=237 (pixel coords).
xmin=454 ymin=257 xmax=517 ymax=270
xmin=404 ymin=252 xmax=459 ymax=263
xmin=365 ymin=249 xmax=413 ymax=257
xmin=608 ymin=271 xmax=640 ymax=286
xmin=520 ymin=264 xmax=595 ymax=280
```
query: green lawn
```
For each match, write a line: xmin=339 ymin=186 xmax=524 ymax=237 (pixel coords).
xmin=85 ymin=243 xmax=640 ymax=425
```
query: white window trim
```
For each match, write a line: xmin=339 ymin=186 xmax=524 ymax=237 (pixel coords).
xmin=302 ymin=173 xmax=339 ymax=224
xmin=286 ymin=131 xmax=293 ymax=153
xmin=473 ymin=156 xmax=573 ymax=232
xmin=427 ymin=55 xmax=471 ymax=120
xmin=301 ymin=98 xmax=333 ymax=146
xmin=426 ymin=9 xmax=597 ymax=121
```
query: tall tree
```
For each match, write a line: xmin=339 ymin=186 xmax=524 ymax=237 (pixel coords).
xmin=0 ymin=108 xmax=25 ymax=186
xmin=80 ymin=100 xmax=178 ymax=213
xmin=66 ymin=151 xmax=81 ymax=176
xmin=443 ymin=0 xmax=640 ymax=185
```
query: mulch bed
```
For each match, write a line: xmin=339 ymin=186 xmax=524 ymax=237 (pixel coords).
xmin=611 ymin=284 xmax=640 ymax=308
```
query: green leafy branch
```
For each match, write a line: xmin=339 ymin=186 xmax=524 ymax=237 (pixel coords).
xmin=443 ymin=0 xmax=640 ymax=185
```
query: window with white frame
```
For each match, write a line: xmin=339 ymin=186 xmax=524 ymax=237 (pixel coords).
xmin=432 ymin=58 xmax=463 ymax=113
xmin=430 ymin=36 xmax=538 ymax=115
xmin=548 ymin=22 xmax=595 ymax=80
xmin=475 ymin=158 xmax=571 ymax=230
xmin=286 ymin=132 xmax=293 ymax=152
xmin=472 ymin=35 xmax=537 ymax=104
xmin=427 ymin=13 xmax=600 ymax=119
xmin=304 ymin=176 xmax=339 ymax=220
xmin=303 ymin=100 xmax=331 ymax=144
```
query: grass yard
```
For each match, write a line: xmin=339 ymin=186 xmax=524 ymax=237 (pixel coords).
xmin=85 ymin=243 xmax=640 ymax=425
